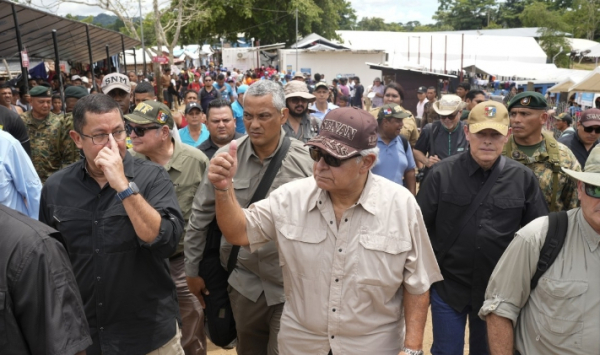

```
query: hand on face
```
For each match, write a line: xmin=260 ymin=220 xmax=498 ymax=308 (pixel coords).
xmin=208 ymin=139 xmax=238 ymax=190
xmin=94 ymin=133 xmax=128 ymax=191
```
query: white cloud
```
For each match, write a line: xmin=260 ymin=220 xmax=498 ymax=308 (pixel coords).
xmin=349 ymin=0 xmax=438 ymax=24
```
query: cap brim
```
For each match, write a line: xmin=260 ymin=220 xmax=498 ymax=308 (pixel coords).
xmin=469 ymin=122 xmax=508 ymax=136
xmin=103 ymin=83 xmax=131 ymax=94
xmin=305 ymin=135 xmax=360 ymax=159
xmin=124 ymin=111 xmax=154 ymax=125
xmin=286 ymin=92 xmax=316 ymax=101
xmin=562 ymin=167 xmax=600 ymax=186
xmin=582 ymin=120 xmax=600 ymax=127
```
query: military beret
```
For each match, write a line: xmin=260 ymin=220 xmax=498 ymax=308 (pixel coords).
xmin=29 ymin=85 xmax=52 ymax=98
xmin=507 ymin=91 xmax=547 ymax=111
xmin=64 ymin=85 xmax=89 ymax=99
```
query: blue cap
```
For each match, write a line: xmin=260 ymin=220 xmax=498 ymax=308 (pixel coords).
xmin=237 ymin=85 xmax=249 ymax=94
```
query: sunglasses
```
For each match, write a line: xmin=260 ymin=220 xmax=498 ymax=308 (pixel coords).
xmin=583 ymin=126 xmax=600 ymax=134
xmin=309 ymin=147 xmax=353 ymax=167
xmin=125 ymin=123 xmax=161 ymax=137
xmin=439 ymin=112 xmax=458 ymax=120
xmin=584 ymin=183 xmax=600 ymax=198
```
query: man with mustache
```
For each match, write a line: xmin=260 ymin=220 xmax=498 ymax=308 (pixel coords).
xmin=283 ymin=81 xmax=317 ymax=143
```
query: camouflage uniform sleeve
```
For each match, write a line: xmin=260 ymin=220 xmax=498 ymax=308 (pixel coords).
xmin=559 ymin=142 xmax=582 ymax=210
xmin=60 ymin=114 xmax=79 ymax=167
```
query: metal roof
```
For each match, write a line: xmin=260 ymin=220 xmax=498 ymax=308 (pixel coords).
xmin=0 ymin=0 xmax=140 ymax=64
xmin=366 ymin=62 xmax=457 ymax=78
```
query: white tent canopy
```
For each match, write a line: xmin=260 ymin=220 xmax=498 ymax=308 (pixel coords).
xmin=569 ymin=67 xmax=600 ymax=92
xmin=566 ymin=38 xmax=600 ymax=53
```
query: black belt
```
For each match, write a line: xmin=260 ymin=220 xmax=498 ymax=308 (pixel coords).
xmin=169 ymin=252 xmax=184 ymax=260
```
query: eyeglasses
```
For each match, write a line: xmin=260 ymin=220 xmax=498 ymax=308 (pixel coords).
xmin=583 ymin=126 xmax=600 ymax=134
xmin=439 ymin=112 xmax=458 ymax=120
xmin=584 ymin=183 xmax=600 ymax=198
xmin=309 ymin=147 xmax=354 ymax=167
xmin=289 ymin=97 xmax=308 ymax=104
xmin=80 ymin=130 xmax=127 ymax=145
xmin=125 ymin=123 xmax=161 ymax=137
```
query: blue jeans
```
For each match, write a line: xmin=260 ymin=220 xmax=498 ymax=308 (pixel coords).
xmin=430 ymin=287 xmax=489 ymax=355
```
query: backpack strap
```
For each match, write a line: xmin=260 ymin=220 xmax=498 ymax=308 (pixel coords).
xmin=542 ymin=132 xmax=562 ymax=212
xmin=400 ymin=135 xmax=409 ymax=153
xmin=530 ymin=211 xmax=568 ymax=290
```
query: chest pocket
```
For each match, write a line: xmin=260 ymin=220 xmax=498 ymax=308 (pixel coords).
xmin=356 ymin=233 xmax=411 ymax=288
xmin=233 ymin=178 xmax=254 ymax=206
xmin=277 ymin=223 xmax=326 ymax=279
xmin=53 ymin=206 xmax=93 ymax=254
xmin=101 ymin=204 xmax=138 ymax=253
xmin=490 ymin=197 xmax=524 ymax=234
xmin=535 ymin=278 xmax=587 ymax=349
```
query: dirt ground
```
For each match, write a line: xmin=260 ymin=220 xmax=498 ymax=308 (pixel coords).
xmin=206 ymin=309 xmax=469 ymax=355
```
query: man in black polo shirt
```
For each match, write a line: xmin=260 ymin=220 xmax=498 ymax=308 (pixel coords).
xmin=39 ymin=94 xmax=185 ymax=355
xmin=198 ymin=98 xmax=242 ymax=159
xmin=413 ymin=94 xmax=469 ymax=183
xmin=416 ymin=101 xmax=548 ymax=355
xmin=559 ymin=108 xmax=600 ymax=168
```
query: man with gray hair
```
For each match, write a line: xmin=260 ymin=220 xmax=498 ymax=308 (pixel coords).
xmin=185 ymin=80 xmax=313 ymax=354
xmin=206 ymin=106 xmax=442 ymax=355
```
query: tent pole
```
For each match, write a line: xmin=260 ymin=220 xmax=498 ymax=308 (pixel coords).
xmin=85 ymin=25 xmax=97 ymax=93
xmin=106 ymin=45 xmax=110 ymax=72
xmin=11 ymin=3 xmax=28 ymax=92
xmin=134 ymin=48 xmax=138 ymax=77
xmin=460 ymin=34 xmax=464 ymax=82
xmin=52 ymin=30 xmax=65 ymax=113
xmin=444 ymin=35 xmax=447 ymax=74
xmin=121 ymin=35 xmax=127 ymax=73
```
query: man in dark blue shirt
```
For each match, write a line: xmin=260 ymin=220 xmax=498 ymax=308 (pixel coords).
xmin=559 ymin=108 xmax=600 ymax=168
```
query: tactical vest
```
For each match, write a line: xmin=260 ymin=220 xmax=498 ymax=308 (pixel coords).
xmin=503 ymin=132 xmax=562 ymax=212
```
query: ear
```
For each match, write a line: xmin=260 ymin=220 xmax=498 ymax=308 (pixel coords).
xmin=464 ymin=125 xmax=471 ymax=142
xmin=540 ymin=111 xmax=548 ymax=125
xmin=280 ymin=107 xmax=289 ymax=125
xmin=70 ymin=130 xmax=84 ymax=149
xmin=360 ymin=154 xmax=377 ymax=173
xmin=577 ymin=180 xmax=584 ymax=200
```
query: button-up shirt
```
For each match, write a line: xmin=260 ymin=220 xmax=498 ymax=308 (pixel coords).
xmin=39 ymin=152 xmax=184 ymax=355
xmin=283 ymin=114 xmax=315 ymax=143
xmin=558 ymin=130 xmax=599 ymax=168
xmin=417 ymin=152 xmax=548 ymax=314
xmin=132 ymin=139 xmax=209 ymax=255
xmin=416 ymin=98 xmax=428 ymax=118
xmin=0 ymin=130 xmax=41 ymax=218
xmin=0 ymin=204 xmax=92 ymax=355
xmin=198 ymin=132 xmax=244 ymax=159
xmin=185 ymin=130 xmax=313 ymax=305
xmin=480 ymin=208 xmax=600 ymax=354
xmin=309 ymin=102 xmax=339 ymax=121
xmin=244 ymin=173 xmax=442 ymax=354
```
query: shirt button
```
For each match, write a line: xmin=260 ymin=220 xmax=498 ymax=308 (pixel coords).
xmin=331 ymin=335 xmax=335 ymax=339
xmin=338 ymin=248 xmax=342 ymax=252
xmin=94 ymin=221 xmax=98 ymax=225
xmin=335 ymin=278 xmax=339 ymax=282
xmin=344 ymin=218 xmax=348 ymax=222
xmin=319 ymin=201 xmax=322 ymax=204
xmin=98 ymin=303 xmax=103 ymax=306
xmin=330 ymin=221 xmax=333 ymax=224
xmin=332 ymin=308 xmax=336 ymax=312
xmin=100 ymin=327 xmax=104 ymax=331
xmin=95 ymin=249 xmax=100 ymax=253
xmin=479 ymin=225 xmax=482 ymax=229
xmin=97 ymin=276 xmax=101 ymax=281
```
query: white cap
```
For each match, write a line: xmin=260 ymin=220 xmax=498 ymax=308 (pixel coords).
xmin=71 ymin=75 xmax=82 ymax=81
xmin=101 ymin=73 xmax=131 ymax=94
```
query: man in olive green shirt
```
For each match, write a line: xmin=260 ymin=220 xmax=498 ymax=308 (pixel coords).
xmin=126 ymin=100 xmax=209 ymax=355
xmin=21 ymin=85 xmax=76 ymax=183
xmin=185 ymin=81 xmax=313 ymax=354
xmin=481 ymin=146 xmax=600 ymax=355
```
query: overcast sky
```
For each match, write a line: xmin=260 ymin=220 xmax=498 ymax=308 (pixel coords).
xmin=36 ymin=0 xmax=437 ymax=25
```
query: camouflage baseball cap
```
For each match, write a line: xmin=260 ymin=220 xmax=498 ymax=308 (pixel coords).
xmin=507 ymin=91 xmax=547 ymax=111
xmin=468 ymin=101 xmax=509 ymax=136
xmin=125 ymin=100 xmax=174 ymax=129
xmin=377 ymin=103 xmax=411 ymax=121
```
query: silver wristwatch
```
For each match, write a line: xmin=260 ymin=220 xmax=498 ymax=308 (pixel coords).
xmin=402 ymin=347 xmax=424 ymax=355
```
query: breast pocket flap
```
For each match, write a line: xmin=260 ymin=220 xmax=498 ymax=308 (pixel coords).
xmin=441 ymin=193 xmax=471 ymax=206
xmin=54 ymin=206 xmax=92 ymax=222
xmin=360 ymin=233 xmax=411 ymax=255
xmin=493 ymin=197 xmax=525 ymax=210
xmin=539 ymin=312 xmax=583 ymax=335
xmin=539 ymin=278 xmax=588 ymax=299
xmin=278 ymin=223 xmax=325 ymax=244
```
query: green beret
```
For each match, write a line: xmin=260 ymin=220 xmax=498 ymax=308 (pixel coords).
xmin=507 ymin=91 xmax=547 ymax=111
xmin=64 ymin=86 xmax=89 ymax=99
xmin=29 ymin=85 xmax=52 ymax=98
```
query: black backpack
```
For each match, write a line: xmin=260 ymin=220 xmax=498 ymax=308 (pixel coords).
xmin=530 ymin=211 xmax=568 ymax=290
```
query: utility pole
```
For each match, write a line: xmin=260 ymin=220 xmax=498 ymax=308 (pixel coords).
xmin=138 ymin=0 xmax=146 ymax=76
xmin=295 ymin=8 xmax=298 ymax=72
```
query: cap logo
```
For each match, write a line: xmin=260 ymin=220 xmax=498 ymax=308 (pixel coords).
xmin=484 ymin=106 xmax=496 ymax=118
xmin=104 ymin=75 xmax=128 ymax=86
xmin=520 ymin=97 xmax=530 ymax=106
xmin=157 ymin=111 xmax=168 ymax=124
xmin=321 ymin=120 xmax=357 ymax=141
xmin=587 ymin=114 xmax=600 ymax=120
xmin=383 ymin=108 xmax=392 ymax=115
xmin=135 ymin=102 xmax=154 ymax=114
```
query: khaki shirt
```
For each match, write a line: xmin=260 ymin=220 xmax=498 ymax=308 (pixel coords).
xmin=282 ymin=114 xmax=315 ymax=143
xmin=480 ymin=208 xmax=600 ymax=354
xmin=21 ymin=111 xmax=75 ymax=183
xmin=184 ymin=130 xmax=313 ymax=305
xmin=245 ymin=173 xmax=442 ymax=354
xmin=131 ymin=139 xmax=209 ymax=255
xmin=370 ymin=106 xmax=420 ymax=147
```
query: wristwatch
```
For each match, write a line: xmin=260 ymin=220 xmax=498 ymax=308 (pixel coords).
xmin=401 ymin=347 xmax=424 ymax=355
xmin=116 ymin=182 xmax=139 ymax=201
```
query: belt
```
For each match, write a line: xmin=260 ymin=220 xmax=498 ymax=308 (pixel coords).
xmin=169 ymin=252 xmax=184 ymax=260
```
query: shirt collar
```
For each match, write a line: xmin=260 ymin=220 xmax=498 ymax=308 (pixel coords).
xmin=164 ymin=139 xmax=184 ymax=172
xmin=577 ymin=208 xmax=600 ymax=252
xmin=465 ymin=151 xmax=501 ymax=177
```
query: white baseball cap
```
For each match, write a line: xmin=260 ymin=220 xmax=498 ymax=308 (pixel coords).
xmin=101 ymin=73 xmax=131 ymax=94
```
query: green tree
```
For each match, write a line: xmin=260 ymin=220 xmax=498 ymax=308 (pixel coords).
xmin=433 ymin=0 xmax=497 ymax=30
xmin=520 ymin=2 xmax=570 ymax=67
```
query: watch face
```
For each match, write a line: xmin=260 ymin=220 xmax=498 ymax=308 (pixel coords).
xmin=129 ymin=182 xmax=140 ymax=194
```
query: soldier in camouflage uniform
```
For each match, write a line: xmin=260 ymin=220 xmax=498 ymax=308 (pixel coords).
xmin=20 ymin=86 xmax=78 ymax=183
xmin=61 ymin=86 xmax=89 ymax=164
xmin=504 ymin=91 xmax=581 ymax=211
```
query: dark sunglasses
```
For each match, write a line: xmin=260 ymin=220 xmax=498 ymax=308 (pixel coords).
xmin=583 ymin=126 xmax=600 ymax=134
xmin=585 ymin=183 xmax=600 ymax=198
xmin=125 ymin=123 xmax=161 ymax=137
xmin=309 ymin=147 xmax=353 ymax=167
xmin=439 ymin=112 xmax=458 ymax=120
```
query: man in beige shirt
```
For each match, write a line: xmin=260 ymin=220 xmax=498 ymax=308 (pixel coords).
xmin=126 ymin=100 xmax=210 ymax=355
xmin=481 ymin=146 xmax=600 ymax=354
xmin=207 ymin=107 xmax=442 ymax=355
xmin=185 ymin=80 xmax=313 ymax=354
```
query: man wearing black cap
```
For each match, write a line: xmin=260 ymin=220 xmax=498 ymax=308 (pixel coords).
xmin=415 ymin=86 xmax=428 ymax=125
xmin=504 ymin=91 xmax=581 ymax=211
xmin=206 ymin=105 xmax=441 ymax=355
xmin=559 ymin=108 xmax=600 ymax=168
xmin=553 ymin=112 xmax=575 ymax=138
xmin=21 ymin=85 xmax=77 ymax=182
xmin=179 ymin=102 xmax=209 ymax=147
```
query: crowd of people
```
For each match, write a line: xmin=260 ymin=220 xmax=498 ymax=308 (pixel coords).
xmin=2 ymin=59 xmax=600 ymax=355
